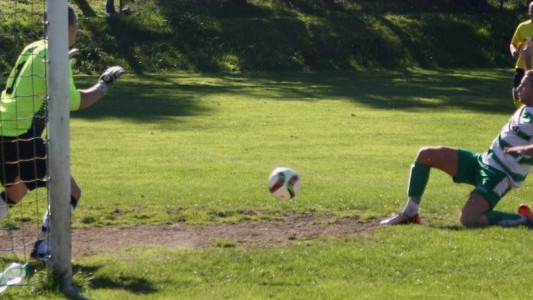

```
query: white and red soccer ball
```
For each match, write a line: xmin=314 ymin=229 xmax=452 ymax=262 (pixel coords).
xmin=268 ymin=167 xmax=300 ymax=201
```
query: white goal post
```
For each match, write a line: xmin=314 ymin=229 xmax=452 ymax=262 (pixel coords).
xmin=46 ymin=0 xmax=73 ymax=293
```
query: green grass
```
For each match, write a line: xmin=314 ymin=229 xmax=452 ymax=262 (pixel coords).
xmin=5 ymin=68 xmax=533 ymax=298
xmin=62 ymin=68 xmax=526 ymax=227
xmin=15 ymin=227 xmax=533 ymax=299
xmin=75 ymin=227 xmax=528 ymax=299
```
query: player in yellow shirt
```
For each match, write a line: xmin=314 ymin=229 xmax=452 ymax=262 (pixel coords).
xmin=510 ymin=2 xmax=533 ymax=108
xmin=0 ymin=5 xmax=125 ymax=259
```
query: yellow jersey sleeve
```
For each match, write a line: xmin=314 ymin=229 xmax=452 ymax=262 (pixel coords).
xmin=512 ymin=20 xmax=533 ymax=69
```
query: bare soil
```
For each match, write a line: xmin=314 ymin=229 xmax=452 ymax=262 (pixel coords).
xmin=1 ymin=212 xmax=379 ymax=258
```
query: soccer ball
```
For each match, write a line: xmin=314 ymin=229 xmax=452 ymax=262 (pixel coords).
xmin=268 ymin=167 xmax=300 ymax=201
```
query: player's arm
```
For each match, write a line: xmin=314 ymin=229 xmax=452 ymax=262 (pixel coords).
xmin=77 ymin=66 xmax=125 ymax=110
xmin=78 ymin=85 xmax=106 ymax=110
xmin=521 ymin=38 xmax=533 ymax=70
xmin=510 ymin=26 xmax=523 ymax=60
xmin=505 ymin=144 xmax=533 ymax=156
xmin=511 ymin=43 xmax=521 ymax=60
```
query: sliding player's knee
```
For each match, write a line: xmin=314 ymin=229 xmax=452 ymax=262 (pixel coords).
xmin=459 ymin=213 xmax=474 ymax=227
xmin=416 ymin=147 xmax=439 ymax=164
xmin=459 ymin=210 xmax=483 ymax=228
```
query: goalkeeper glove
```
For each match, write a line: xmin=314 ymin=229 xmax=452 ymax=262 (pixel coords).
xmin=97 ymin=66 xmax=125 ymax=95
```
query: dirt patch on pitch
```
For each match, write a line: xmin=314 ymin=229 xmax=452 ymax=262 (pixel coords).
xmin=0 ymin=212 xmax=379 ymax=258
xmin=71 ymin=212 xmax=378 ymax=257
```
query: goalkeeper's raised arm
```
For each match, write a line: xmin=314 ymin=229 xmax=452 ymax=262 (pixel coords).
xmin=77 ymin=65 xmax=125 ymax=110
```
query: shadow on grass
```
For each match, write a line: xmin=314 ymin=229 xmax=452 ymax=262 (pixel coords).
xmin=74 ymin=264 xmax=157 ymax=295
xmin=71 ymin=69 xmax=513 ymax=122
xmin=430 ymin=224 xmax=465 ymax=231
xmin=236 ymin=69 xmax=513 ymax=113
xmin=428 ymin=223 xmax=533 ymax=231
xmin=71 ymin=74 xmax=215 ymax=123
xmin=72 ymin=0 xmax=97 ymax=17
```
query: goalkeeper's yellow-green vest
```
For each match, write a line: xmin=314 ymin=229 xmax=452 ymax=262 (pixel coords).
xmin=0 ymin=39 xmax=81 ymax=137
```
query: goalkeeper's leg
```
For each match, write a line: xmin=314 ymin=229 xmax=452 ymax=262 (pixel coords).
xmin=0 ymin=176 xmax=28 ymax=222
xmin=0 ymin=182 xmax=28 ymax=222
xmin=31 ymin=177 xmax=81 ymax=260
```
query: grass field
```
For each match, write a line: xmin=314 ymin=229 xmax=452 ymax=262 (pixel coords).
xmin=4 ymin=68 xmax=533 ymax=298
xmin=68 ymin=68 xmax=527 ymax=226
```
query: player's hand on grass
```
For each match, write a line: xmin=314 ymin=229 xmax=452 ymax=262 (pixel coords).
xmin=97 ymin=66 xmax=125 ymax=94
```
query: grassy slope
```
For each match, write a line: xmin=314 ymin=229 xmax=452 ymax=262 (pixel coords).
xmin=72 ymin=0 xmax=531 ymax=72
xmin=0 ymin=0 xmax=529 ymax=73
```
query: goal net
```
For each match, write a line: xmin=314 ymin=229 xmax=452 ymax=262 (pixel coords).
xmin=0 ymin=0 xmax=73 ymax=292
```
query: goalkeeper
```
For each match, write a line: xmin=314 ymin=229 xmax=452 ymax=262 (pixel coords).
xmin=0 ymin=5 xmax=124 ymax=259
xmin=381 ymin=39 xmax=533 ymax=228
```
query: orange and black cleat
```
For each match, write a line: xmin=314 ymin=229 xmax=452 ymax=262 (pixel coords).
xmin=380 ymin=213 xmax=422 ymax=225
xmin=517 ymin=203 xmax=533 ymax=218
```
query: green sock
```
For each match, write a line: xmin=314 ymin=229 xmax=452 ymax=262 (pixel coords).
xmin=407 ymin=162 xmax=430 ymax=203
xmin=485 ymin=211 xmax=526 ymax=226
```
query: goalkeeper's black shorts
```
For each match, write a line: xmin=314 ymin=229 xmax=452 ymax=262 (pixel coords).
xmin=0 ymin=135 xmax=47 ymax=190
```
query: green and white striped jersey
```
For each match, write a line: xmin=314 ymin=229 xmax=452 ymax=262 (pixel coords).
xmin=483 ymin=106 xmax=533 ymax=188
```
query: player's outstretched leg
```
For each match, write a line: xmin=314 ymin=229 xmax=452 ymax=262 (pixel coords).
xmin=380 ymin=160 xmax=430 ymax=226
xmin=381 ymin=147 xmax=460 ymax=226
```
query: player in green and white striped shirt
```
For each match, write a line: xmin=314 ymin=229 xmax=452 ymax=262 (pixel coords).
xmin=382 ymin=40 xmax=533 ymax=227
